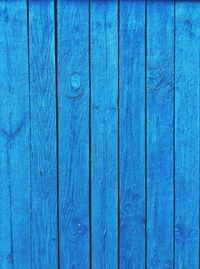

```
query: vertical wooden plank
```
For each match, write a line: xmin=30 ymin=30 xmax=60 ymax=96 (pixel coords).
xmin=120 ymin=1 xmax=145 ymax=268
xmin=175 ymin=2 xmax=200 ymax=268
xmin=29 ymin=1 xmax=58 ymax=268
xmin=90 ymin=1 xmax=118 ymax=268
xmin=0 ymin=1 xmax=31 ymax=268
xmin=57 ymin=1 xmax=90 ymax=268
xmin=146 ymin=1 xmax=174 ymax=268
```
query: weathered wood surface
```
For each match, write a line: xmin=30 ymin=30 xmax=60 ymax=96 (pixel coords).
xmin=0 ymin=1 xmax=199 ymax=268
xmin=175 ymin=1 xmax=200 ymax=268
xmin=146 ymin=1 xmax=174 ymax=268
xmin=29 ymin=1 xmax=58 ymax=268
xmin=120 ymin=1 xmax=145 ymax=268
xmin=0 ymin=1 xmax=31 ymax=268
xmin=57 ymin=0 xmax=90 ymax=268
xmin=90 ymin=1 xmax=118 ymax=268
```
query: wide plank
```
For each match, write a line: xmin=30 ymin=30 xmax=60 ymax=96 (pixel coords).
xmin=146 ymin=1 xmax=174 ymax=268
xmin=120 ymin=0 xmax=145 ymax=268
xmin=0 ymin=1 xmax=31 ymax=268
xmin=29 ymin=1 xmax=58 ymax=268
xmin=90 ymin=1 xmax=118 ymax=268
xmin=175 ymin=2 xmax=200 ymax=268
xmin=57 ymin=1 xmax=90 ymax=268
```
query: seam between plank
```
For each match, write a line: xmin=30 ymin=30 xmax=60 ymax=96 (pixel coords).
xmin=117 ymin=1 xmax=120 ymax=269
xmin=54 ymin=1 xmax=60 ymax=268
xmin=173 ymin=1 xmax=176 ymax=268
xmin=145 ymin=1 xmax=147 ymax=268
xmin=26 ymin=1 xmax=32 ymax=268
xmin=89 ymin=0 xmax=92 ymax=268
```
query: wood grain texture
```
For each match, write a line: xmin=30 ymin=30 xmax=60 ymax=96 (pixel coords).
xmin=1 ymin=1 xmax=200 ymax=268
xmin=146 ymin=1 xmax=174 ymax=268
xmin=29 ymin=1 xmax=58 ymax=268
xmin=0 ymin=1 xmax=31 ymax=268
xmin=175 ymin=2 xmax=200 ymax=268
xmin=90 ymin=1 xmax=118 ymax=268
xmin=57 ymin=1 xmax=90 ymax=268
xmin=120 ymin=1 xmax=145 ymax=268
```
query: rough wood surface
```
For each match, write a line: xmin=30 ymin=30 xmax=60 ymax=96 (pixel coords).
xmin=57 ymin=1 xmax=90 ymax=268
xmin=120 ymin=1 xmax=145 ymax=268
xmin=0 ymin=1 xmax=31 ymax=268
xmin=146 ymin=1 xmax=174 ymax=268
xmin=175 ymin=1 xmax=200 ymax=268
xmin=90 ymin=1 xmax=118 ymax=268
xmin=0 ymin=1 xmax=199 ymax=268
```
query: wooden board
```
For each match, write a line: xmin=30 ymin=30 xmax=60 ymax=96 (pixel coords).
xmin=120 ymin=1 xmax=145 ymax=268
xmin=175 ymin=1 xmax=200 ymax=268
xmin=0 ymin=1 xmax=200 ymax=268
xmin=0 ymin=1 xmax=31 ymax=268
xmin=146 ymin=1 xmax=174 ymax=268
xmin=57 ymin=1 xmax=90 ymax=268
xmin=90 ymin=1 xmax=118 ymax=268
xmin=29 ymin=1 xmax=58 ymax=268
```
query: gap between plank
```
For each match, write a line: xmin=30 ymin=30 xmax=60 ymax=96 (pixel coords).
xmin=117 ymin=0 xmax=120 ymax=268
xmin=144 ymin=0 xmax=147 ymax=268
xmin=173 ymin=1 xmax=176 ymax=268
xmin=26 ymin=1 xmax=32 ymax=268
xmin=89 ymin=0 xmax=92 ymax=268
xmin=54 ymin=1 xmax=60 ymax=268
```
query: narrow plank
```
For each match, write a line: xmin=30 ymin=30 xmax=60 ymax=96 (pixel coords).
xmin=0 ymin=1 xmax=31 ymax=268
xmin=146 ymin=1 xmax=174 ymax=268
xmin=175 ymin=2 xmax=200 ymax=268
xmin=29 ymin=1 xmax=58 ymax=268
xmin=57 ymin=1 xmax=90 ymax=268
xmin=120 ymin=1 xmax=145 ymax=268
xmin=90 ymin=1 xmax=118 ymax=268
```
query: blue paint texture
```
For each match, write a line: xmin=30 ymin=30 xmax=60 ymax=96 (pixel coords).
xmin=0 ymin=1 xmax=199 ymax=268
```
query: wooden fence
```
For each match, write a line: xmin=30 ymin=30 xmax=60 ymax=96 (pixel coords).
xmin=0 ymin=1 xmax=199 ymax=268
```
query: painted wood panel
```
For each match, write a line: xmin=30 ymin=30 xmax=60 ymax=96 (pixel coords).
xmin=175 ymin=2 xmax=200 ymax=268
xmin=120 ymin=1 xmax=145 ymax=268
xmin=57 ymin=1 xmax=90 ymax=268
xmin=0 ymin=1 xmax=31 ymax=268
xmin=0 ymin=1 xmax=200 ymax=268
xmin=29 ymin=1 xmax=58 ymax=268
xmin=146 ymin=1 xmax=174 ymax=268
xmin=90 ymin=1 xmax=118 ymax=268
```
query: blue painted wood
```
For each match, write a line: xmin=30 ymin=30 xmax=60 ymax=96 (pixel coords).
xmin=120 ymin=1 xmax=145 ymax=268
xmin=146 ymin=1 xmax=174 ymax=268
xmin=175 ymin=2 xmax=200 ymax=268
xmin=57 ymin=1 xmax=90 ymax=268
xmin=29 ymin=1 xmax=58 ymax=268
xmin=90 ymin=1 xmax=118 ymax=268
xmin=0 ymin=1 xmax=31 ymax=268
xmin=1 ymin=1 xmax=200 ymax=268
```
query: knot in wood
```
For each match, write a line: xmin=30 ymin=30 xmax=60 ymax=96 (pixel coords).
xmin=70 ymin=72 xmax=81 ymax=90
xmin=66 ymin=72 xmax=84 ymax=101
